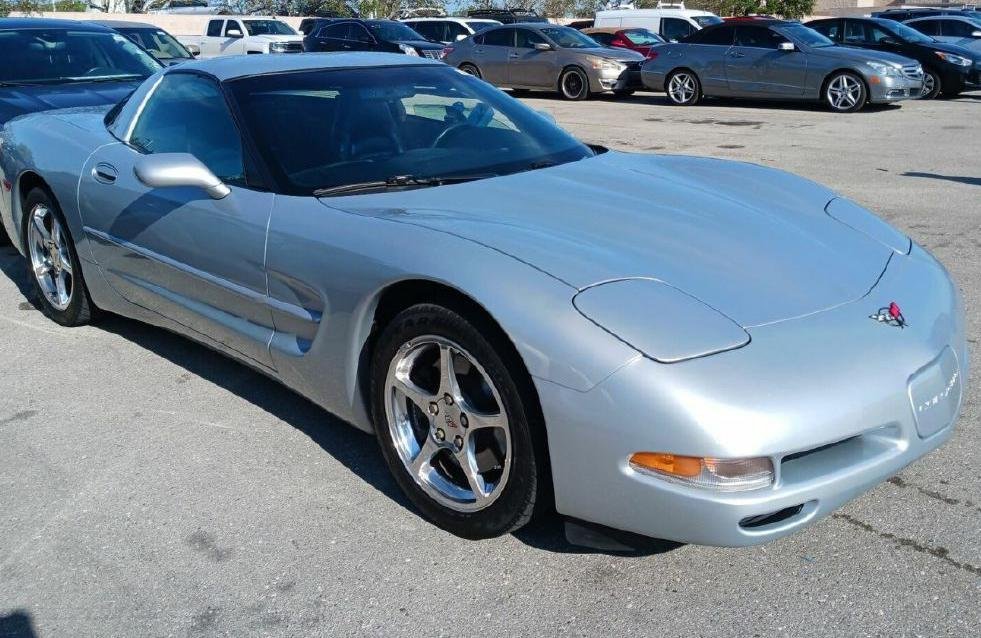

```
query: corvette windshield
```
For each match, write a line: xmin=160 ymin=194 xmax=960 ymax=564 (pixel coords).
xmin=228 ymin=65 xmax=593 ymax=196
xmin=0 ymin=29 xmax=161 ymax=85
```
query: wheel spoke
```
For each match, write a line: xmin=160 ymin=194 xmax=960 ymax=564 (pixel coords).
xmin=58 ymin=252 xmax=72 ymax=275
xmin=436 ymin=344 xmax=460 ymax=402
xmin=463 ymin=407 xmax=507 ymax=433
xmin=393 ymin=372 xmax=435 ymax=415
xmin=31 ymin=213 xmax=51 ymax=244
xmin=410 ymin=436 xmax=440 ymax=475
xmin=457 ymin=448 xmax=489 ymax=504
xmin=55 ymin=270 xmax=69 ymax=304
xmin=34 ymin=263 xmax=51 ymax=277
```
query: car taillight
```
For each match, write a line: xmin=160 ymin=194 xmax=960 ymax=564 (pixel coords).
xmin=443 ymin=45 xmax=455 ymax=57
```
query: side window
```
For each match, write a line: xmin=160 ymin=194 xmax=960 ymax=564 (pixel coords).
xmin=943 ymin=20 xmax=974 ymax=37
xmin=473 ymin=33 xmax=484 ymax=45
xmin=661 ymin=18 xmax=693 ymax=42
xmin=482 ymin=28 xmax=514 ymax=47
xmin=869 ymin=24 xmax=895 ymax=43
xmin=911 ymin=20 xmax=939 ymax=36
xmin=590 ymin=32 xmax=613 ymax=45
xmin=130 ymin=74 xmax=244 ymax=184
xmin=812 ymin=21 xmax=842 ymax=41
xmin=412 ymin=22 xmax=435 ymax=40
xmin=735 ymin=26 xmax=782 ymax=48
xmin=206 ymin=20 xmax=223 ymax=37
xmin=446 ymin=21 xmax=469 ymax=40
xmin=843 ymin=21 xmax=868 ymax=44
xmin=351 ymin=25 xmax=373 ymax=43
xmin=697 ymin=25 xmax=734 ymax=46
xmin=224 ymin=21 xmax=241 ymax=37
xmin=514 ymin=28 xmax=546 ymax=49
xmin=319 ymin=23 xmax=349 ymax=39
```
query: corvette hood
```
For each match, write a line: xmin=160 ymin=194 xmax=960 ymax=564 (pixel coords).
xmin=0 ymin=80 xmax=139 ymax=126
xmin=326 ymin=152 xmax=895 ymax=327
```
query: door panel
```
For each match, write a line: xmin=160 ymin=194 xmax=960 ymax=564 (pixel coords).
xmin=727 ymin=27 xmax=807 ymax=96
xmin=473 ymin=28 xmax=514 ymax=84
xmin=78 ymin=144 xmax=276 ymax=368
xmin=508 ymin=29 xmax=555 ymax=87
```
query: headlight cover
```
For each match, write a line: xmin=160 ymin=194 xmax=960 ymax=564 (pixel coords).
xmin=573 ymin=278 xmax=749 ymax=363
xmin=866 ymin=61 xmax=902 ymax=77
xmin=825 ymin=197 xmax=911 ymax=255
xmin=589 ymin=57 xmax=625 ymax=72
xmin=934 ymin=51 xmax=972 ymax=67
xmin=398 ymin=43 xmax=420 ymax=56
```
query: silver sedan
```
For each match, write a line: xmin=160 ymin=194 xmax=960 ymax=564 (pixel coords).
xmin=0 ymin=54 xmax=966 ymax=546
xmin=642 ymin=19 xmax=924 ymax=112
xmin=443 ymin=23 xmax=645 ymax=99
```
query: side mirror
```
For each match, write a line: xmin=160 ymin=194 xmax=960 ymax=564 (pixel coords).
xmin=777 ymin=41 xmax=795 ymax=51
xmin=186 ymin=43 xmax=201 ymax=57
xmin=225 ymin=28 xmax=243 ymax=38
xmin=134 ymin=153 xmax=230 ymax=200
xmin=456 ymin=33 xmax=468 ymax=41
xmin=971 ymin=30 xmax=981 ymax=38
xmin=533 ymin=42 xmax=553 ymax=51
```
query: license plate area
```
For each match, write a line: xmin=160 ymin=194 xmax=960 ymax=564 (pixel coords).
xmin=908 ymin=346 xmax=961 ymax=438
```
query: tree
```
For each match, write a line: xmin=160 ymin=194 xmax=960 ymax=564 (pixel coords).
xmin=697 ymin=0 xmax=814 ymax=19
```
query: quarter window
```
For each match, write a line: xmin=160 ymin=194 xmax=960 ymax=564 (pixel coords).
xmin=130 ymin=73 xmax=244 ymax=183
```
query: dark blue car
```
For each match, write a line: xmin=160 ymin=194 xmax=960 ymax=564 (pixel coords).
xmin=0 ymin=18 xmax=160 ymax=243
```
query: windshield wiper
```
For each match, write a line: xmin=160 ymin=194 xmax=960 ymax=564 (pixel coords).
xmin=313 ymin=173 xmax=495 ymax=197
xmin=65 ymin=75 xmax=143 ymax=83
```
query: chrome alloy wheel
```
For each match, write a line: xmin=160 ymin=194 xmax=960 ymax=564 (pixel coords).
xmin=385 ymin=336 xmax=512 ymax=512
xmin=921 ymin=72 xmax=936 ymax=97
xmin=667 ymin=72 xmax=696 ymax=104
xmin=826 ymin=74 xmax=862 ymax=110
xmin=27 ymin=204 xmax=73 ymax=311
xmin=561 ymin=70 xmax=586 ymax=99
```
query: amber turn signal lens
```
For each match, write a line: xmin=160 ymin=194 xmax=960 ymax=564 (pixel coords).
xmin=629 ymin=452 xmax=702 ymax=477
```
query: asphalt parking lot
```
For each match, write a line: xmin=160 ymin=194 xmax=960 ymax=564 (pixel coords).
xmin=1 ymin=90 xmax=979 ymax=637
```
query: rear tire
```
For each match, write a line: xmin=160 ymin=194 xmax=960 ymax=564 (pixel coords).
xmin=823 ymin=71 xmax=866 ymax=113
xmin=21 ymin=188 xmax=97 ymax=326
xmin=459 ymin=63 xmax=481 ymax=79
xmin=371 ymin=303 xmax=546 ymax=539
xmin=665 ymin=69 xmax=701 ymax=106
xmin=559 ymin=67 xmax=590 ymax=101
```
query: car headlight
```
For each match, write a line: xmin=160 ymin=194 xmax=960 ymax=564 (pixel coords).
xmin=269 ymin=42 xmax=288 ymax=53
xmin=629 ymin=453 xmax=774 ymax=492
xmin=398 ymin=43 xmax=420 ymax=57
xmin=866 ymin=61 xmax=902 ymax=77
xmin=934 ymin=51 xmax=972 ymax=67
xmin=588 ymin=57 xmax=625 ymax=72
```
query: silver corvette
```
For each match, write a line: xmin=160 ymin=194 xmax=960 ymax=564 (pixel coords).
xmin=0 ymin=54 xmax=967 ymax=546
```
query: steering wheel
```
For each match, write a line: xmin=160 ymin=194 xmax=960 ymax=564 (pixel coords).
xmin=432 ymin=103 xmax=494 ymax=149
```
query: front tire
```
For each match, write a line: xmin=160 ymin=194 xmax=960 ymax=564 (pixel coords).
xmin=823 ymin=71 xmax=867 ymax=113
xmin=665 ymin=69 xmax=701 ymax=106
xmin=559 ymin=67 xmax=590 ymax=101
xmin=920 ymin=69 xmax=942 ymax=99
xmin=22 ymin=188 xmax=97 ymax=326
xmin=371 ymin=303 xmax=545 ymax=539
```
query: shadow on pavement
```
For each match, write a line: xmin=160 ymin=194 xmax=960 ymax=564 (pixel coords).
xmin=0 ymin=249 xmax=665 ymax=557
xmin=902 ymin=171 xmax=981 ymax=187
xmin=0 ymin=610 xmax=38 ymax=638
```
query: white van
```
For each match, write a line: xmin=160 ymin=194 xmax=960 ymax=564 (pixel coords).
xmin=593 ymin=2 xmax=723 ymax=42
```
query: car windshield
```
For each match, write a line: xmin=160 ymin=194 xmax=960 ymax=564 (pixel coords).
xmin=120 ymin=28 xmax=192 ymax=60
xmin=778 ymin=23 xmax=835 ymax=47
xmin=243 ymin=21 xmax=297 ymax=36
xmin=228 ymin=65 xmax=594 ymax=196
xmin=693 ymin=16 xmax=724 ymax=27
xmin=0 ymin=28 xmax=161 ymax=85
xmin=370 ymin=21 xmax=425 ymax=41
xmin=540 ymin=26 xmax=600 ymax=48
xmin=884 ymin=20 xmax=934 ymax=43
xmin=622 ymin=28 xmax=664 ymax=45
xmin=466 ymin=21 xmax=498 ymax=33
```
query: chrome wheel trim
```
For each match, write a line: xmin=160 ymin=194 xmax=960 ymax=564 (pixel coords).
xmin=921 ymin=72 xmax=936 ymax=97
xmin=826 ymin=74 xmax=862 ymax=110
xmin=27 ymin=204 xmax=73 ymax=311
xmin=562 ymin=70 xmax=585 ymax=99
xmin=385 ymin=335 xmax=512 ymax=513
xmin=668 ymin=72 xmax=696 ymax=104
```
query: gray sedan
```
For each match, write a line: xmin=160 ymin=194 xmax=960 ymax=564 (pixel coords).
xmin=443 ymin=23 xmax=645 ymax=99
xmin=642 ymin=19 xmax=924 ymax=111
xmin=0 ymin=54 xmax=966 ymax=547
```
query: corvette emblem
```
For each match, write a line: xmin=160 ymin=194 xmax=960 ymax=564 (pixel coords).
xmin=870 ymin=302 xmax=907 ymax=328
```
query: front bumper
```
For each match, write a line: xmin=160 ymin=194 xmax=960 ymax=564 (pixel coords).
xmin=593 ymin=62 xmax=644 ymax=92
xmin=867 ymin=74 xmax=923 ymax=103
xmin=540 ymin=244 xmax=967 ymax=546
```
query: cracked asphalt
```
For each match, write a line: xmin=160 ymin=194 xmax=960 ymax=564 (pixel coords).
xmin=1 ymin=90 xmax=979 ymax=637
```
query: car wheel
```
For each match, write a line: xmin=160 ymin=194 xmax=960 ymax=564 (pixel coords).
xmin=371 ymin=303 xmax=545 ymax=539
xmin=612 ymin=89 xmax=635 ymax=98
xmin=458 ymin=63 xmax=481 ymax=79
xmin=920 ymin=69 xmax=941 ymax=99
xmin=665 ymin=70 xmax=701 ymax=106
xmin=559 ymin=67 xmax=590 ymax=101
xmin=22 ymin=188 xmax=97 ymax=326
xmin=823 ymin=72 xmax=866 ymax=113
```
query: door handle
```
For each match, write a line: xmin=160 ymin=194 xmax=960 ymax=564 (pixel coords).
xmin=93 ymin=163 xmax=117 ymax=184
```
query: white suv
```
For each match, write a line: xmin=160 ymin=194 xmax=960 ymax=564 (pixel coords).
xmin=401 ymin=17 xmax=501 ymax=45
xmin=593 ymin=2 xmax=722 ymax=42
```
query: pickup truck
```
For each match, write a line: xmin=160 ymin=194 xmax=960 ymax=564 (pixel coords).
xmin=177 ymin=17 xmax=304 ymax=57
